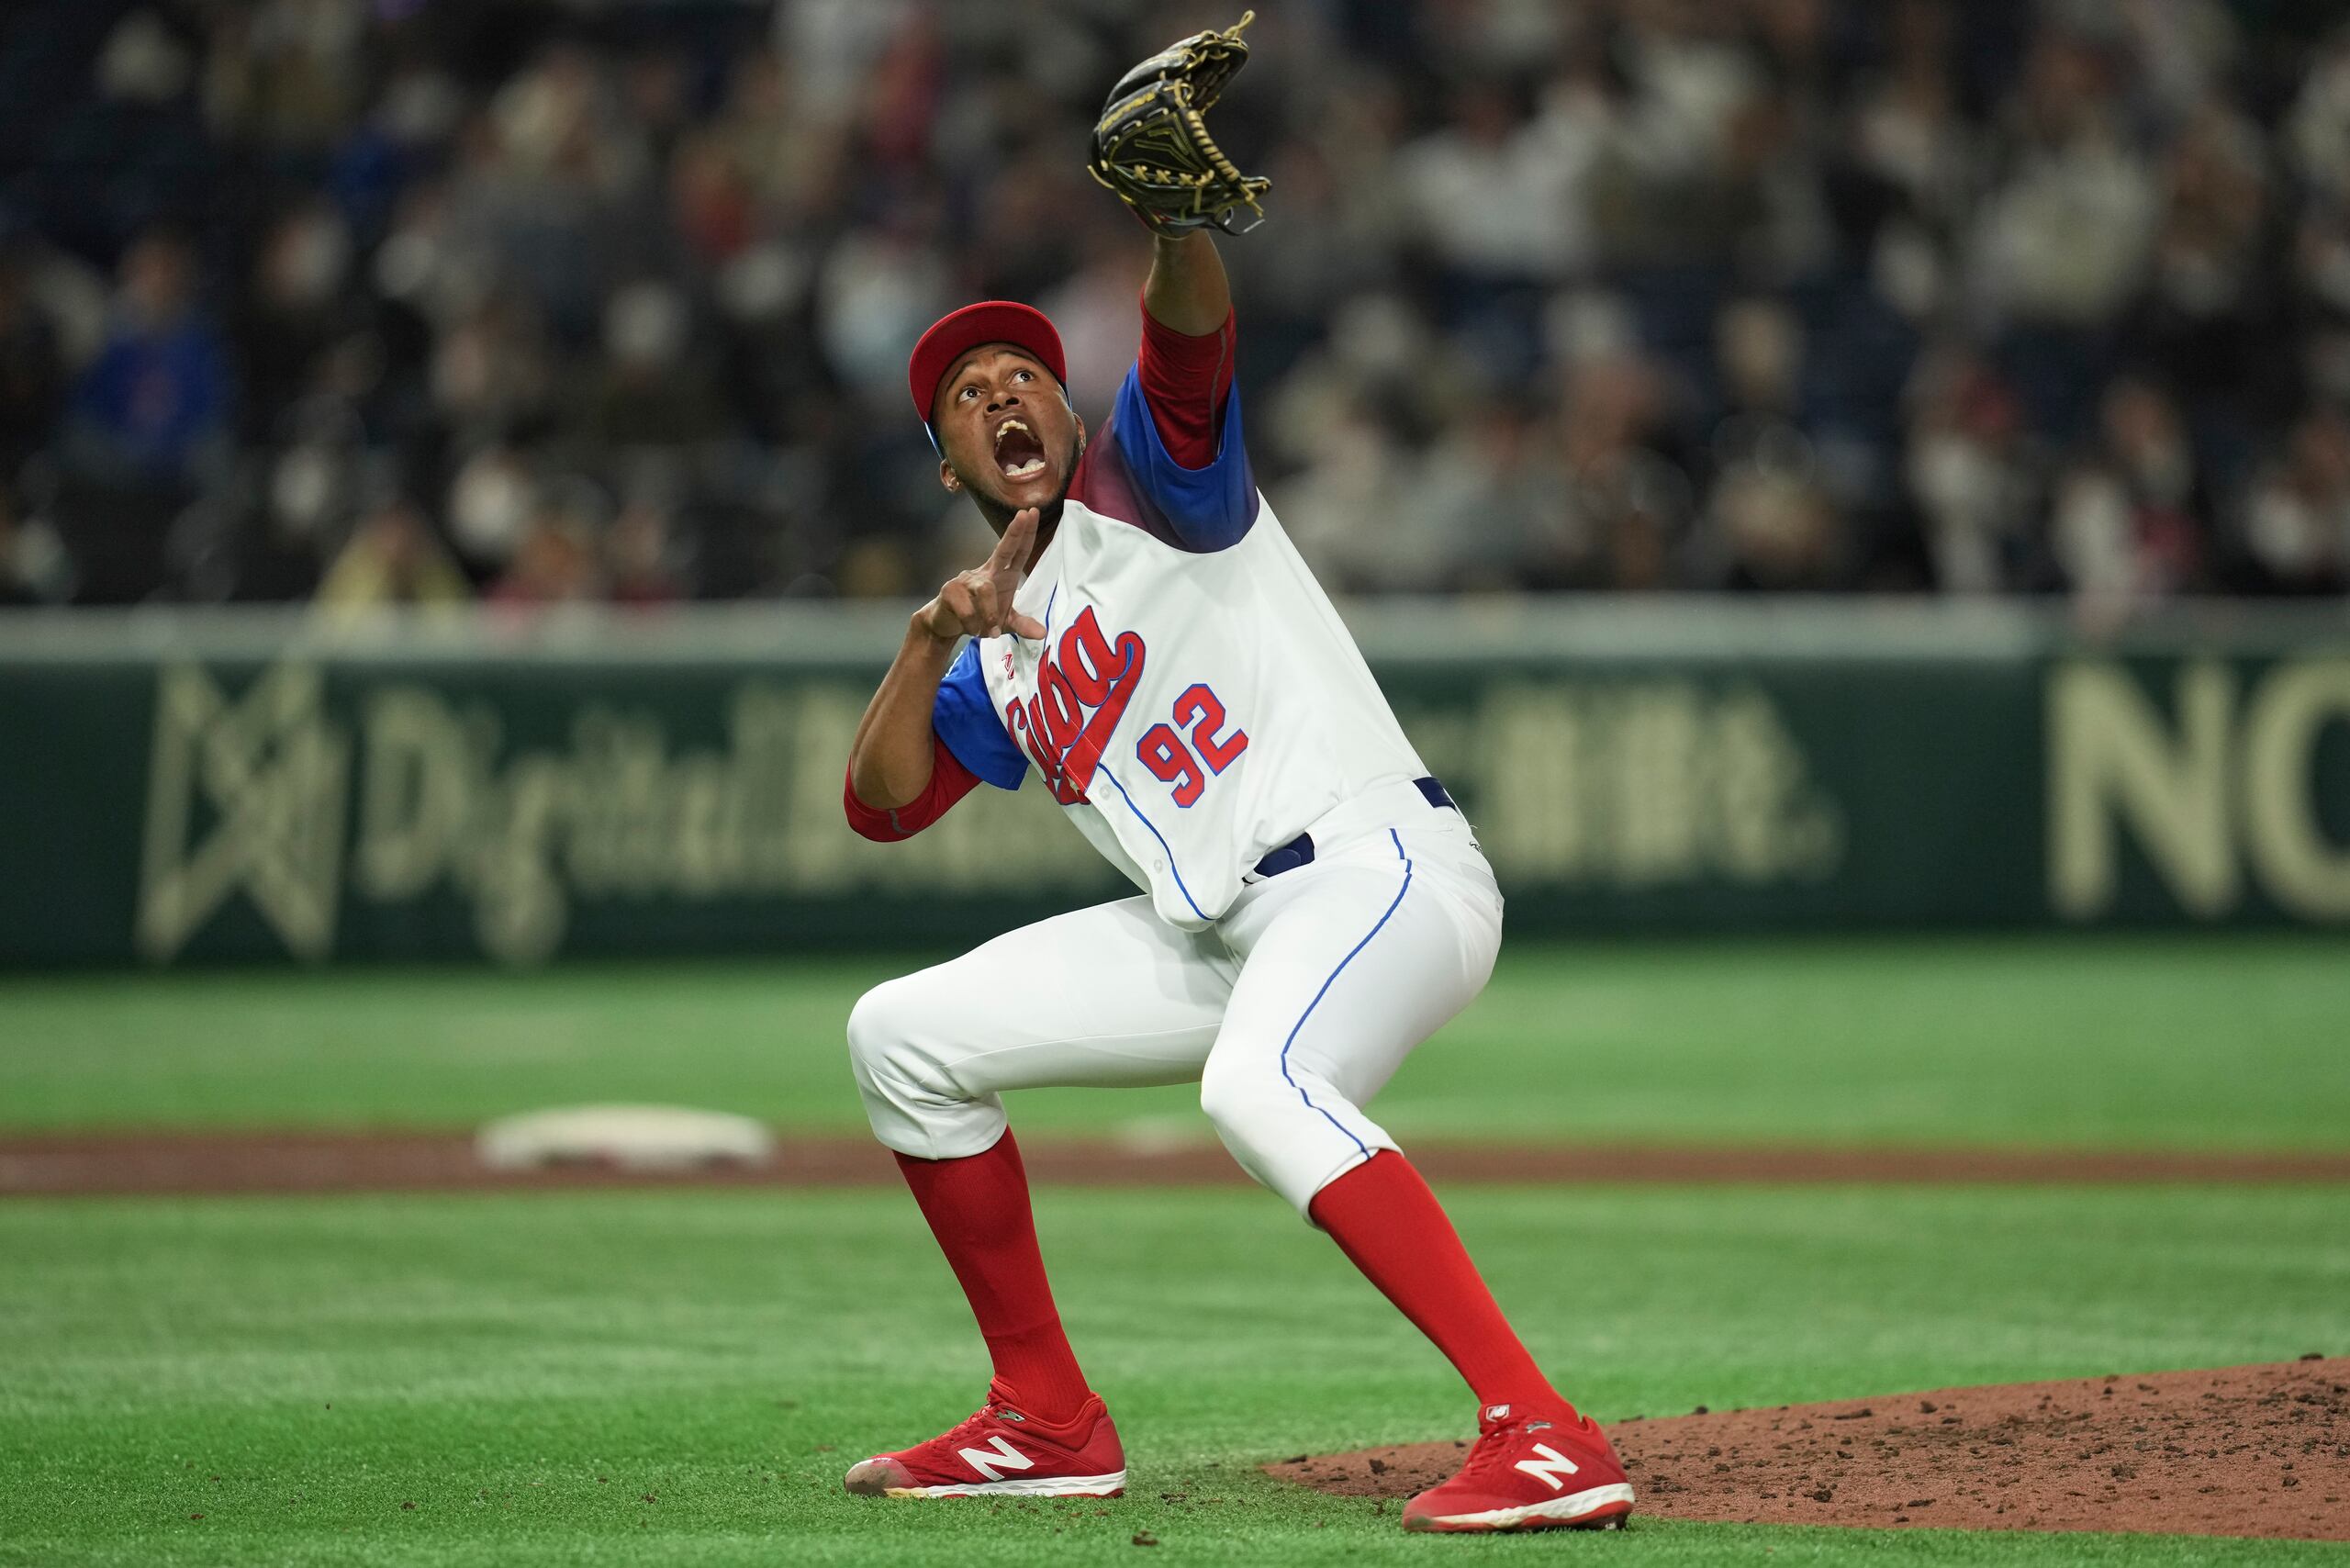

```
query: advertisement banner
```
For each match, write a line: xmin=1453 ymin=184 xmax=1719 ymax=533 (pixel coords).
xmin=2 ymin=610 xmax=2344 ymax=964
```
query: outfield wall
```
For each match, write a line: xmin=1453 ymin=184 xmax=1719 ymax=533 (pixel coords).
xmin=3 ymin=601 xmax=2346 ymax=965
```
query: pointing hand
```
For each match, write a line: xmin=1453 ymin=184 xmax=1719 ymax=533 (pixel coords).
xmin=918 ymin=508 xmax=1049 ymax=644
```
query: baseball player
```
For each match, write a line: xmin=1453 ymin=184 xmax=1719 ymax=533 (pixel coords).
xmin=835 ymin=17 xmax=1631 ymax=1535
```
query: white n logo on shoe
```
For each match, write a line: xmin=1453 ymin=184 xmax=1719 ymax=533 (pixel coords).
xmin=1514 ymin=1442 xmax=1581 ymax=1492
xmin=957 ymin=1435 xmax=1035 ymax=1483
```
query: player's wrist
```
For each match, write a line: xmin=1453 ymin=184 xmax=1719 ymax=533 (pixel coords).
xmin=909 ymin=604 xmax=960 ymax=652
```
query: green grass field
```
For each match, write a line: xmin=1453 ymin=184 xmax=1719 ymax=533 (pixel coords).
xmin=3 ymin=935 xmax=2348 ymax=1566
xmin=5 ymin=935 xmax=2349 ymax=1148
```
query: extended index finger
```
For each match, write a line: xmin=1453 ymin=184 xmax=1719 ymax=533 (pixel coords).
xmin=988 ymin=507 xmax=1039 ymax=570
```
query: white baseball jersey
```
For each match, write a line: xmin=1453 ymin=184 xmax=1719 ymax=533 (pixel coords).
xmin=856 ymin=328 xmax=1503 ymax=1215
xmin=930 ymin=368 xmax=1432 ymax=930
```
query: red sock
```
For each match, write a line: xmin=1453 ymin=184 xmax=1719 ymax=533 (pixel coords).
xmin=1308 ymin=1149 xmax=1571 ymax=1417
xmin=892 ymin=1130 xmax=1093 ymax=1426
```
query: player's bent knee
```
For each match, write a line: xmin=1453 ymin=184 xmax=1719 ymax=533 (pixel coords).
xmin=845 ymin=979 xmax=978 ymax=1109
xmin=845 ymin=975 xmax=1009 ymax=1160
xmin=1195 ymin=1058 xmax=1253 ymax=1137
xmin=1201 ymin=1056 xmax=1382 ymax=1169
xmin=845 ymin=982 xmax=920 ymax=1085
xmin=1198 ymin=1057 xmax=1311 ymax=1149
xmin=844 ymin=985 xmax=885 ymax=1061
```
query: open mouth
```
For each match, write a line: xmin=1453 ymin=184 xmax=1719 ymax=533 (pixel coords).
xmin=992 ymin=418 xmax=1048 ymax=482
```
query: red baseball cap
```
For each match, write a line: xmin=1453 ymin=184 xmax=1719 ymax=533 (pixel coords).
xmin=908 ymin=301 xmax=1068 ymax=432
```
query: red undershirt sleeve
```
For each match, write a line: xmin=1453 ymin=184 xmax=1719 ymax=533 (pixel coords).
xmin=844 ymin=733 xmax=981 ymax=842
xmin=1136 ymin=297 xmax=1237 ymax=471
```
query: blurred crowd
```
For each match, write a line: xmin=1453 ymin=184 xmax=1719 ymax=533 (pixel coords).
xmin=5 ymin=0 xmax=2350 ymax=613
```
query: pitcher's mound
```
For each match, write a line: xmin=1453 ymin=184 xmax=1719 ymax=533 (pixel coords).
xmin=1267 ymin=1358 xmax=2350 ymax=1540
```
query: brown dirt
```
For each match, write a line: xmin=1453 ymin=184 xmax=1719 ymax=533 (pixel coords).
xmin=5 ymin=1130 xmax=2350 ymax=1197
xmin=1268 ymin=1359 xmax=2350 ymax=1540
xmin=8 ymin=1135 xmax=2344 ymax=1540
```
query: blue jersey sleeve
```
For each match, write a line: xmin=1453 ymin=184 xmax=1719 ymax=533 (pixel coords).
xmin=1109 ymin=364 xmax=1259 ymax=552
xmin=931 ymin=639 xmax=1028 ymax=790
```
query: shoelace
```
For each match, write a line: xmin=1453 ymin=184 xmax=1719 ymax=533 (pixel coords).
xmin=924 ymin=1402 xmax=1012 ymax=1451
xmin=1455 ymin=1412 xmax=1595 ymax=1484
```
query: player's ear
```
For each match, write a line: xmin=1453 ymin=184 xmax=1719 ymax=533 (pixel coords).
xmin=938 ymin=456 xmax=958 ymax=493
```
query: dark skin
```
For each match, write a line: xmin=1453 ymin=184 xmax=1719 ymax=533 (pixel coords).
xmin=932 ymin=345 xmax=1086 ymax=555
xmin=849 ymin=231 xmax=1231 ymax=811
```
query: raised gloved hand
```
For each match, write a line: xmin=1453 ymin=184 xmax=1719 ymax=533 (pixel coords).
xmin=1087 ymin=11 xmax=1270 ymax=235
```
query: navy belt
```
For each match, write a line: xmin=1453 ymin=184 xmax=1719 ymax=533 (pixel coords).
xmin=1251 ymin=777 xmax=1457 ymax=879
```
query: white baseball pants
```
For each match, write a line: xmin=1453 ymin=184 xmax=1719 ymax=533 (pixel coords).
xmin=846 ymin=802 xmax=1503 ymax=1215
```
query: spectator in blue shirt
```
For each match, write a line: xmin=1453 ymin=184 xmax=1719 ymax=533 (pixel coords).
xmin=63 ymin=230 xmax=232 ymax=492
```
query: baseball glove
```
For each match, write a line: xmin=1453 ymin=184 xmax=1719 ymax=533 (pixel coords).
xmin=1087 ymin=10 xmax=1270 ymax=235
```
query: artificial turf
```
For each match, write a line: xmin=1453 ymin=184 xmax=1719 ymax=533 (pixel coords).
xmin=3 ymin=1184 xmax=2347 ymax=1567
xmin=3 ymin=934 xmax=2348 ymax=1149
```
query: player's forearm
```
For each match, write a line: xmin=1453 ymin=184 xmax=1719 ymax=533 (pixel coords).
xmin=848 ymin=618 xmax=960 ymax=809
xmin=1143 ymin=231 xmax=1230 ymax=337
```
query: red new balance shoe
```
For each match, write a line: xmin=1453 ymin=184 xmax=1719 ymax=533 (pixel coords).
xmin=843 ymin=1383 xmax=1125 ymax=1499
xmin=1401 ymin=1403 xmax=1635 ymax=1533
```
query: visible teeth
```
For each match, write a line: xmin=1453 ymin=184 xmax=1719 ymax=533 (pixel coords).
xmin=1003 ymin=458 xmax=1045 ymax=478
xmin=993 ymin=419 xmax=1030 ymax=447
